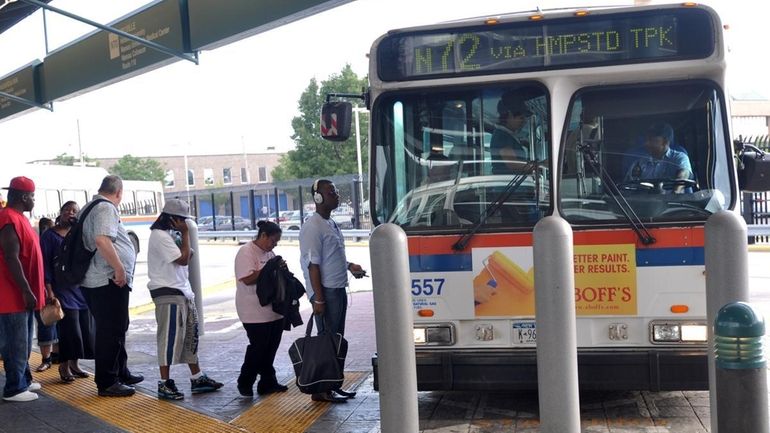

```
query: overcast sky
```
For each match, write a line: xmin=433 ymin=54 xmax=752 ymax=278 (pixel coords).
xmin=0 ymin=0 xmax=766 ymax=166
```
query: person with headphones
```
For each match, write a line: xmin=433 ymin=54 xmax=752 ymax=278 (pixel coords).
xmin=299 ymin=179 xmax=366 ymax=403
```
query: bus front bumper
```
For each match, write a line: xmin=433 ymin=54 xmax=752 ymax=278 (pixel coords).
xmin=372 ymin=348 xmax=708 ymax=391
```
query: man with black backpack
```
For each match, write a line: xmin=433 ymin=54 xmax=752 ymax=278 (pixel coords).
xmin=79 ymin=175 xmax=143 ymax=397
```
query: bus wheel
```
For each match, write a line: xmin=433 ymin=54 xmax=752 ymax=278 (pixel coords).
xmin=129 ymin=233 xmax=140 ymax=255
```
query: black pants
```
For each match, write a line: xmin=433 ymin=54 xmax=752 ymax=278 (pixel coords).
xmin=82 ymin=282 xmax=131 ymax=390
xmin=238 ymin=319 xmax=284 ymax=390
xmin=57 ymin=308 xmax=95 ymax=362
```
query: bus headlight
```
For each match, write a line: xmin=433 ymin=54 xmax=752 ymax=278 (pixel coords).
xmin=653 ymin=324 xmax=681 ymax=342
xmin=413 ymin=324 xmax=455 ymax=346
xmin=650 ymin=321 xmax=707 ymax=343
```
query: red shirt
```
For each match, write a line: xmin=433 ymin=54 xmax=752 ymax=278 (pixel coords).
xmin=0 ymin=208 xmax=45 ymax=313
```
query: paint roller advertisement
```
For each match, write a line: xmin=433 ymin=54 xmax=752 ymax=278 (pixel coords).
xmin=471 ymin=245 xmax=637 ymax=316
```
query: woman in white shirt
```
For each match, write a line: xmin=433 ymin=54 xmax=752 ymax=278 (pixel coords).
xmin=234 ymin=220 xmax=286 ymax=398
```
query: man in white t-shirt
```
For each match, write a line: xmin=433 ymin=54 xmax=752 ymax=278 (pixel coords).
xmin=300 ymin=179 xmax=366 ymax=403
xmin=147 ymin=199 xmax=223 ymax=400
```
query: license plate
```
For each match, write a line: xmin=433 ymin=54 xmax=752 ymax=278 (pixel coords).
xmin=512 ymin=320 xmax=536 ymax=345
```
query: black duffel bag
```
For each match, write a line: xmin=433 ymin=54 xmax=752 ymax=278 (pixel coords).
xmin=288 ymin=314 xmax=348 ymax=394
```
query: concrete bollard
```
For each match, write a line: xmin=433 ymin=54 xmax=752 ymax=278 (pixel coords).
xmin=705 ymin=210 xmax=749 ymax=432
xmin=187 ymin=218 xmax=204 ymax=336
xmin=714 ymin=302 xmax=768 ymax=433
xmin=533 ymin=216 xmax=580 ymax=433
xmin=369 ymin=223 xmax=419 ymax=433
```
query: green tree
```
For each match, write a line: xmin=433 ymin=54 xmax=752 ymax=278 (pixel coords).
xmin=272 ymin=64 xmax=369 ymax=181
xmin=52 ymin=153 xmax=99 ymax=166
xmin=109 ymin=154 xmax=165 ymax=181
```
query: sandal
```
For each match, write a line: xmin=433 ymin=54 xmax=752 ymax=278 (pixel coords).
xmin=35 ymin=358 xmax=52 ymax=372
xmin=59 ymin=366 xmax=75 ymax=383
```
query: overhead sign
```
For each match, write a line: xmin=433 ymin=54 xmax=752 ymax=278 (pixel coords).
xmin=378 ymin=8 xmax=714 ymax=81
xmin=0 ymin=61 xmax=42 ymax=122
xmin=188 ymin=0 xmax=353 ymax=50
xmin=42 ymin=0 xmax=186 ymax=101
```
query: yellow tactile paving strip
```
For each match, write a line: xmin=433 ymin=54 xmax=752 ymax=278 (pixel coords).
xmin=5 ymin=352 xmax=368 ymax=433
xmin=232 ymin=372 xmax=367 ymax=433
xmin=20 ymin=352 xmax=245 ymax=433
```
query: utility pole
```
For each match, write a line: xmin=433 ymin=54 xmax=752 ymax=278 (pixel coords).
xmin=76 ymin=119 xmax=84 ymax=166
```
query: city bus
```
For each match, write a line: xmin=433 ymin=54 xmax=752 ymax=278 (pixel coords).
xmin=322 ymin=3 xmax=770 ymax=391
xmin=0 ymin=163 xmax=163 ymax=259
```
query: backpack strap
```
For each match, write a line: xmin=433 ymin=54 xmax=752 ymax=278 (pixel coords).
xmin=76 ymin=198 xmax=111 ymax=251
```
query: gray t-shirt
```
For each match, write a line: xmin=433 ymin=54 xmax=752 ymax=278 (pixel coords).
xmin=81 ymin=195 xmax=136 ymax=288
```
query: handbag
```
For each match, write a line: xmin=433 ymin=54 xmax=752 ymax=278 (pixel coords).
xmin=40 ymin=297 xmax=65 ymax=326
xmin=288 ymin=313 xmax=348 ymax=394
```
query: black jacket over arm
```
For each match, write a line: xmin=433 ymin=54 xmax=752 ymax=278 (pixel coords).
xmin=256 ymin=255 xmax=305 ymax=330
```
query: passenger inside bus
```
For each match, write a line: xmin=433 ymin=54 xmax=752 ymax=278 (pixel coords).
xmin=622 ymin=123 xmax=693 ymax=193
xmin=490 ymin=91 xmax=531 ymax=173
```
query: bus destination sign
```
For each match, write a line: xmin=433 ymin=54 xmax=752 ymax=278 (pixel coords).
xmin=378 ymin=8 xmax=713 ymax=81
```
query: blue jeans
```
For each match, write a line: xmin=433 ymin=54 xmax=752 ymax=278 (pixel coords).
xmin=312 ymin=286 xmax=347 ymax=336
xmin=0 ymin=311 xmax=34 ymax=398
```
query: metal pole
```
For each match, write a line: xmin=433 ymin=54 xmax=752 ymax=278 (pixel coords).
xmin=184 ymin=153 xmax=191 ymax=205
xmin=248 ymin=189 xmax=256 ymax=230
xmin=705 ymin=210 xmax=750 ymax=433
xmin=354 ymin=107 xmax=365 ymax=209
xmin=715 ymin=302 xmax=768 ymax=433
xmin=298 ymin=185 xmax=305 ymax=224
xmin=229 ymin=191 xmax=235 ymax=230
xmin=273 ymin=187 xmax=280 ymax=223
xmin=533 ymin=216 xmax=580 ymax=433
xmin=211 ymin=193 xmax=217 ymax=231
xmin=76 ymin=119 xmax=84 ymax=166
xmin=370 ymin=223 xmax=419 ymax=433
xmin=351 ymin=178 xmax=361 ymax=230
xmin=186 ymin=218 xmax=204 ymax=336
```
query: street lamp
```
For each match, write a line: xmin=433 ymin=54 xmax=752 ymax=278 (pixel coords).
xmin=353 ymin=106 xmax=368 ymax=211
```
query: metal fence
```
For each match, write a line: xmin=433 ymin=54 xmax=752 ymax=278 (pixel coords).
xmin=166 ymin=174 xmax=373 ymax=233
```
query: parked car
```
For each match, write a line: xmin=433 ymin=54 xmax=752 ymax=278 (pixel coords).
xmin=331 ymin=209 xmax=354 ymax=229
xmin=279 ymin=210 xmax=304 ymax=231
xmin=278 ymin=209 xmax=354 ymax=231
xmin=198 ymin=215 xmax=252 ymax=231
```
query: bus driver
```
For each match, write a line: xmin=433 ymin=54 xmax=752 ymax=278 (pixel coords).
xmin=624 ymin=123 xmax=692 ymax=193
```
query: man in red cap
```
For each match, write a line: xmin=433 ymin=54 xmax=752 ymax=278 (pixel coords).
xmin=0 ymin=176 xmax=46 ymax=402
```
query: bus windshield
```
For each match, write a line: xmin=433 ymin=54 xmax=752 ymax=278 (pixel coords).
xmin=373 ymin=83 xmax=551 ymax=229
xmin=559 ymin=81 xmax=733 ymax=223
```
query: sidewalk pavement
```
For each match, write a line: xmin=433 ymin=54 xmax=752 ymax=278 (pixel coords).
xmin=2 ymin=290 xmax=713 ymax=432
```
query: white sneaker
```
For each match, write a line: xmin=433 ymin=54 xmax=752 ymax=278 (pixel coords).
xmin=3 ymin=391 xmax=39 ymax=402
xmin=28 ymin=382 xmax=41 ymax=392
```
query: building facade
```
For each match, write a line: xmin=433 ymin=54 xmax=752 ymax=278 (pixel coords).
xmin=95 ymin=152 xmax=283 ymax=195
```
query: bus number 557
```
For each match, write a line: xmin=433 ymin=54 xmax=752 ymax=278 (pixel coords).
xmin=411 ymin=278 xmax=445 ymax=296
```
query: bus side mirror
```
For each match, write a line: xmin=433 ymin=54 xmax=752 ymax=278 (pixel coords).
xmin=737 ymin=144 xmax=770 ymax=192
xmin=320 ymin=102 xmax=352 ymax=142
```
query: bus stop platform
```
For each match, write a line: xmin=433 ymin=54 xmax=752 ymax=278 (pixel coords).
xmin=1 ymin=291 xmax=712 ymax=432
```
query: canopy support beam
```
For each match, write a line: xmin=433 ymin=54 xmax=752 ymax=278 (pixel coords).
xmin=0 ymin=90 xmax=52 ymax=111
xmin=18 ymin=0 xmax=199 ymax=65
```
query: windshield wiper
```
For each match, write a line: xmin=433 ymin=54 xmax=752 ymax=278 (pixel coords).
xmin=453 ymin=161 xmax=538 ymax=251
xmin=578 ymin=143 xmax=656 ymax=245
